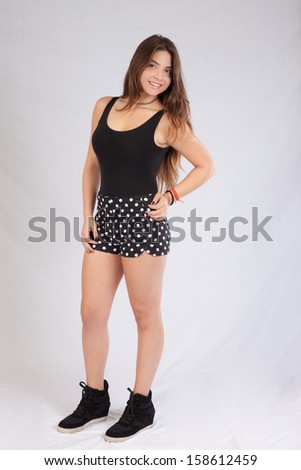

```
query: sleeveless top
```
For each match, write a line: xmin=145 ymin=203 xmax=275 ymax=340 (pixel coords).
xmin=91 ymin=96 xmax=171 ymax=196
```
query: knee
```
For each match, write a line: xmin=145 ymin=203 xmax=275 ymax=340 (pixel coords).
xmin=80 ymin=300 xmax=108 ymax=329
xmin=132 ymin=305 xmax=162 ymax=330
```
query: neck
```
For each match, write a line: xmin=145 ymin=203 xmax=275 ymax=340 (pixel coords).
xmin=139 ymin=91 xmax=158 ymax=100
xmin=136 ymin=96 xmax=158 ymax=105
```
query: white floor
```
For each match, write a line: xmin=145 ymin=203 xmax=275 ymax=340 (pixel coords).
xmin=2 ymin=369 xmax=301 ymax=450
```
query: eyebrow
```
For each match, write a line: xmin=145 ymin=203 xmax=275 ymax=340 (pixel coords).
xmin=150 ymin=59 xmax=172 ymax=69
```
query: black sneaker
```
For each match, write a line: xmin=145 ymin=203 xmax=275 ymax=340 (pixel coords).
xmin=57 ymin=380 xmax=110 ymax=433
xmin=104 ymin=387 xmax=155 ymax=442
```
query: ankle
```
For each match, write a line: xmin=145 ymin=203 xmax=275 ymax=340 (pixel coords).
xmin=132 ymin=388 xmax=150 ymax=397
xmin=86 ymin=380 xmax=105 ymax=392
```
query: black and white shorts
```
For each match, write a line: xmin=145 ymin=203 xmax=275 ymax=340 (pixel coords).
xmin=87 ymin=192 xmax=171 ymax=257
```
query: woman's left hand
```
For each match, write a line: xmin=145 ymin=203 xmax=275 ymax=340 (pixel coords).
xmin=145 ymin=192 xmax=169 ymax=221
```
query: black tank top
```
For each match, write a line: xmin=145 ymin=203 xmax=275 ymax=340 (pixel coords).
xmin=91 ymin=96 xmax=171 ymax=196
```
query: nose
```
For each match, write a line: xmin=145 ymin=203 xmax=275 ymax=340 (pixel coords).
xmin=153 ymin=69 xmax=164 ymax=81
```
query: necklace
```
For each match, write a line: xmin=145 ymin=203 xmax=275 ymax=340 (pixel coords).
xmin=136 ymin=97 xmax=158 ymax=105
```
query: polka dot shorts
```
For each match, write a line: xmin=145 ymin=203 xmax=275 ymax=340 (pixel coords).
xmin=88 ymin=192 xmax=171 ymax=257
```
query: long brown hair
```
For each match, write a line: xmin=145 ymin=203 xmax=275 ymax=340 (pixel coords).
xmin=119 ymin=34 xmax=193 ymax=193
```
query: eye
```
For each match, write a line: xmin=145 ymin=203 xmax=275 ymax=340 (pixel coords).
xmin=165 ymin=69 xmax=172 ymax=75
xmin=148 ymin=63 xmax=156 ymax=68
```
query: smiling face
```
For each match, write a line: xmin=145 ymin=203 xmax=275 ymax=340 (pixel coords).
xmin=139 ymin=50 xmax=172 ymax=100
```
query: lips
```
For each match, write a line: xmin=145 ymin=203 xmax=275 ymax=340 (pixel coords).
xmin=149 ymin=81 xmax=162 ymax=89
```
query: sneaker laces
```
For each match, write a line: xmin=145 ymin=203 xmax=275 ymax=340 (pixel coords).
xmin=72 ymin=381 xmax=91 ymax=417
xmin=119 ymin=388 xmax=139 ymax=425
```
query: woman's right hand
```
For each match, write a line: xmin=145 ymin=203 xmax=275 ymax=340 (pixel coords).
xmin=81 ymin=216 xmax=99 ymax=253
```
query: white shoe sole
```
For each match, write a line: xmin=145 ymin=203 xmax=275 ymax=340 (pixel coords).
xmin=103 ymin=423 xmax=153 ymax=443
xmin=56 ymin=416 xmax=108 ymax=434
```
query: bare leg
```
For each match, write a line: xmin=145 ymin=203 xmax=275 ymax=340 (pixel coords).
xmin=81 ymin=250 xmax=124 ymax=390
xmin=121 ymin=251 xmax=168 ymax=396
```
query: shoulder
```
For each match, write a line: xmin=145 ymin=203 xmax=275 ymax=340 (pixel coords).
xmin=90 ymin=96 xmax=116 ymax=131
xmin=159 ymin=111 xmax=193 ymax=146
xmin=93 ymin=96 xmax=115 ymax=118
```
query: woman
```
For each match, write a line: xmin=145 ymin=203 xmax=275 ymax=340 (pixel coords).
xmin=57 ymin=34 xmax=216 ymax=442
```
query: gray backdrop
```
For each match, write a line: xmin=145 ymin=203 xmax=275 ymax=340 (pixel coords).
xmin=1 ymin=0 xmax=300 ymax=450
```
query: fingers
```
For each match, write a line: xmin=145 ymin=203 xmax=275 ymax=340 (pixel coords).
xmin=80 ymin=232 xmax=95 ymax=254
xmin=80 ymin=217 xmax=100 ymax=254
xmin=150 ymin=192 xmax=161 ymax=205
xmin=93 ymin=220 xmax=99 ymax=241
xmin=146 ymin=192 xmax=169 ymax=220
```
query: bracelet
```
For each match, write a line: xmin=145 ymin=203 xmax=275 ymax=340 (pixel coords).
xmin=164 ymin=189 xmax=174 ymax=205
xmin=170 ymin=186 xmax=185 ymax=204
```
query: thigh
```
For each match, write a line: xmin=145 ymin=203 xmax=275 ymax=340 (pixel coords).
xmin=121 ymin=252 xmax=168 ymax=313
xmin=81 ymin=250 xmax=124 ymax=318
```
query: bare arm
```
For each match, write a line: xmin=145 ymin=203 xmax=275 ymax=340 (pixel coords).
xmin=165 ymin=120 xmax=216 ymax=200
xmin=82 ymin=96 xmax=112 ymax=219
xmin=147 ymin=118 xmax=216 ymax=219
